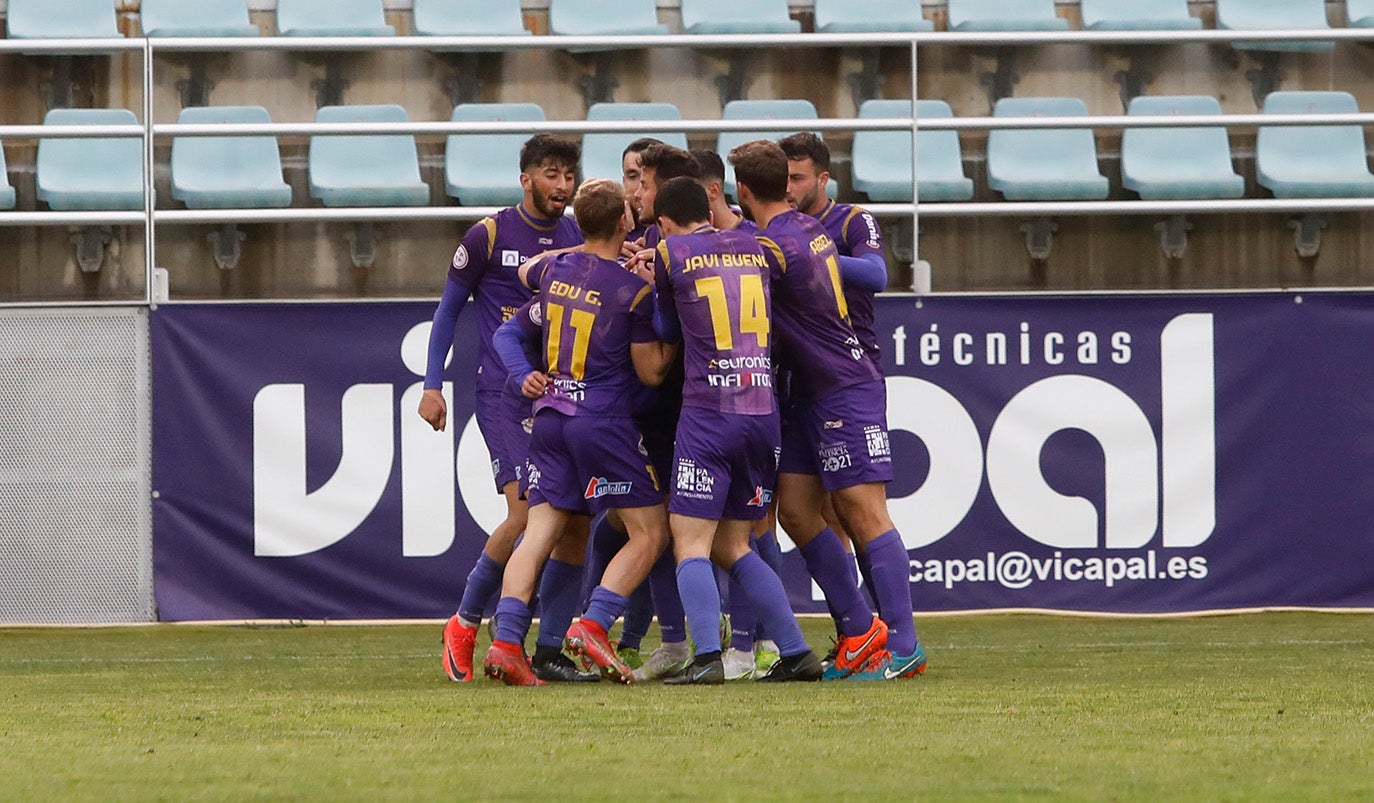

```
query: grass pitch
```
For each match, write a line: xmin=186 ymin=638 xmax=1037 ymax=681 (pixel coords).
xmin=2 ymin=612 xmax=1371 ymax=800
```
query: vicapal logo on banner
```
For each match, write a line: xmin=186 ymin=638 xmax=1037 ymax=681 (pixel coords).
xmin=885 ymin=312 xmax=1216 ymax=591
xmin=251 ymin=322 xmax=506 ymax=559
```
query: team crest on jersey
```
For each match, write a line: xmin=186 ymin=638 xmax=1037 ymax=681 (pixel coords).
xmin=522 ymin=417 xmax=534 ymax=435
xmin=747 ymin=486 xmax=773 ymax=507
xmin=584 ymin=477 xmax=633 ymax=499
xmin=528 ymin=304 xmax=543 ymax=326
xmin=452 ymin=245 xmax=469 ymax=270
xmin=501 ymin=250 xmax=521 ymax=267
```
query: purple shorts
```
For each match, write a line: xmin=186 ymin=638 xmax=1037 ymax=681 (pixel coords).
xmin=525 ymin=409 xmax=665 ymax=515
xmin=474 ymin=388 xmax=533 ymax=493
xmin=777 ymin=380 xmax=893 ymax=492
xmin=669 ymin=406 xmax=780 ymax=521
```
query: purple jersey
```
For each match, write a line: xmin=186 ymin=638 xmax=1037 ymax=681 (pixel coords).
xmin=521 ymin=251 xmax=656 ymax=417
xmin=814 ymin=199 xmax=884 ymax=368
xmin=656 ymin=226 xmax=776 ymax=416
xmin=446 ymin=205 xmax=583 ymax=392
xmin=758 ymin=209 xmax=880 ymax=401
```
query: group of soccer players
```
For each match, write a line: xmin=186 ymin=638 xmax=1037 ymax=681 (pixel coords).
xmin=422 ymin=130 xmax=927 ymax=685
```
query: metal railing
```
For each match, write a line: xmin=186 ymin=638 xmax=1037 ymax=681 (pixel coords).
xmin=2 ymin=26 xmax=1374 ymax=305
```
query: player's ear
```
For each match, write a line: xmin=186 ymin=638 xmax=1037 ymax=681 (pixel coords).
xmin=518 ymin=171 xmax=532 ymax=192
xmin=819 ymin=170 xmax=831 ymax=190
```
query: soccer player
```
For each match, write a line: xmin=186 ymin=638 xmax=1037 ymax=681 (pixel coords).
xmin=422 ymin=134 xmax=596 ymax=685
xmin=482 ymin=178 xmax=674 ymax=686
xmin=689 ymin=148 xmax=754 ymax=233
xmin=780 ymin=132 xmax=891 ymax=657
xmin=651 ymin=176 xmax=823 ymax=684
xmin=729 ymin=140 xmax=927 ymax=680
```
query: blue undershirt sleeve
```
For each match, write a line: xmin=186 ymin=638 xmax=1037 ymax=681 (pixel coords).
xmin=838 ymin=252 xmax=888 ymax=293
xmin=492 ymin=314 xmax=537 ymax=383
xmin=653 ymin=288 xmax=682 ymax=343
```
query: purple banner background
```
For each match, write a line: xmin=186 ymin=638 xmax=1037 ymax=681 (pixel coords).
xmin=151 ymin=295 xmax=1374 ymax=620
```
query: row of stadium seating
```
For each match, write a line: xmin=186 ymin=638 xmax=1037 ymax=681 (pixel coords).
xmin=7 ymin=91 xmax=1373 ymax=214
xmin=4 ymin=0 xmax=1371 ymax=46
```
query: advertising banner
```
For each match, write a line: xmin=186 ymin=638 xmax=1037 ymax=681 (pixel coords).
xmin=150 ymin=295 xmax=1374 ymax=620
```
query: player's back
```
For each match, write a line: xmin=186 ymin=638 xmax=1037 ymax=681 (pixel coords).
xmin=758 ymin=209 xmax=879 ymax=400
xmin=533 ymin=251 xmax=654 ymax=418
xmin=657 ymin=226 xmax=775 ymax=416
xmin=815 ymin=199 xmax=883 ymax=369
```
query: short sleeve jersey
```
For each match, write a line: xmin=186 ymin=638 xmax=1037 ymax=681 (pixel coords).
xmin=815 ymin=199 xmax=884 ymax=369
xmin=525 ymin=251 xmax=656 ymax=417
xmin=446 ymin=205 xmax=583 ymax=392
xmin=655 ymin=226 xmax=776 ymax=416
xmin=758 ymin=209 xmax=880 ymax=401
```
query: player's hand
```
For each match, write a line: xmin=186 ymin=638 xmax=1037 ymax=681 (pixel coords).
xmin=626 ymin=248 xmax=655 ymax=278
xmin=619 ymin=239 xmax=642 ymax=262
xmin=418 ymin=388 xmax=447 ymax=432
xmin=521 ymin=372 xmax=550 ymax=399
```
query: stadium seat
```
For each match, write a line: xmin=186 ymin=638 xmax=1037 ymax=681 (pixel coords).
xmin=275 ymin=0 xmax=395 ymax=36
xmin=681 ymin=0 xmax=800 ymax=34
xmin=308 ymin=105 xmax=429 ymax=207
xmin=814 ymin=0 xmax=934 ymax=32
xmin=4 ymin=0 xmax=120 ymax=39
xmin=716 ymin=99 xmax=835 ymax=198
xmin=0 ymin=147 xmax=15 ymax=210
xmin=1120 ymin=96 xmax=1244 ymax=200
xmin=1256 ymin=92 xmax=1374 ymax=198
xmin=37 ymin=109 xmax=143 ymax=211
xmin=945 ymin=0 xmax=1069 ymax=32
xmin=581 ymin=102 xmax=689 ymax=184
xmin=170 ymin=106 xmax=292 ymax=209
xmin=851 ymin=100 xmax=973 ymax=203
xmin=1215 ymin=0 xmax=1334 ymax=53
xmin=445 ymin=103 xmax=546 ymax=206
xmin=1351 ymin=0 xmax=1374 ymax=27
xmin=140 ymin=0 xmax=259 ymax=37
xmin=412 ymin=0 xmax=530 ymax=37
xmin=548 ymin=0 xmax=669 ymax=36
xmin=986 ymin=97 xmax=1109 ymax=201
xmin=1080 ymin=0 xmax=1201 ymax=30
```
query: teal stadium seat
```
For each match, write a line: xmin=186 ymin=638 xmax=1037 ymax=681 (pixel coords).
xmin=308 ymin=105 xmax=429 ymax=207
xmin=5 ymin=0 xmax=120 ymax=39
xmin=1256 ymin=92 xmax=1374 ymax=198
xmin=276 ymin=0 xmax=395 ymax=36
xmin=549 ymin=0 xmax=669 ymax=36
xmin=1080 ymin=0 xmax=1201 ymax=30
xmin=171 ymin=106 xmax=292 ymax=209
xmin=446 ymin=103 xmax=546 ymax=206
xmin=987 ymin=97 xmax=1109 ymax=201
xmin=814 ymin=0 xmax=934 ymax=32
xmin=412 ymin=0 xmax=530 ymax=37
xmin=1121 ymin=96 xmax=1244 ymax=200
xmin=581 ymin=103 xmax=689 ymax=183
xmin=946 ymin=0 xmax=1069 ymax=32
xmin=37 ymin=109 xmax=143 ymax=211
xmin=852 ymin=100 xmax=973 ymax=203
xmin=716 ymin=99 xmax=835 ymax=198
xmin=1350 ymin=0 xmax=1374 ymax=27
xmin=1216 ymin=0 xmax=1334 ymax=53
xmin=0 ymin=147 xmax=15 ymax=210
xmin=681 ymin=0 xmax=799 ymax=34
xmin=140 ymin=0 xmax=259 ymax=37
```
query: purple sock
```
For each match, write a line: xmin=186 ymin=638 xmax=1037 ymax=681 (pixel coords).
xmin=583 ymin=585 xmax=629 ymax=634
xmin=799 ymin=528 xmax=872 ymax=638
xmin=582 ymin=512 xmax=628 ymax=602
xmin=619 ymin=583 xmax=653 ymax=650
xmin=493 ymin=596 xmax=532 ymax=646
xmin=856 ymin=549 xmax=880 ymax=618
xmin=727 ymin=572 xmax=756 ymax=652
xmin=535 ymin=558 xmax=582 ymax=648
xmin=729 ymin=551 xmax=807 ymax=658
xmin=648 ymin=550 xmax=687 ymax=644
xmin=755 ymin=529 xmax=784 ymax=574
xmin=457 ymin=553 xmax=504 ymax=625
xmin=675 ymin=557 xmax=722 ymax=656
xmin=864 ymin=529 xmax=918 ymax=655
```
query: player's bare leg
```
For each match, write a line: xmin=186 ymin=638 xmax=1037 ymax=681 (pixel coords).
xmin=482 ymin=502 xmax=572 ymax=686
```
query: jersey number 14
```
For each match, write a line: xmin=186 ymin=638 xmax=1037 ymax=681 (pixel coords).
xmin=695 ymin=274 xmax=768 ymax=350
